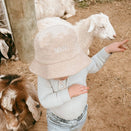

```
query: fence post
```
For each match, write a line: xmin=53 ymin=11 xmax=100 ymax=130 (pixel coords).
xmin=4 ymin=0 xmax=38 ymax=63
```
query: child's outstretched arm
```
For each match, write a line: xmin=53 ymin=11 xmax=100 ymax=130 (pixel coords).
xmin=87 ymin=39 xmax=128 ymax=74
xmin=105 ymin=40 xmax=128 ymax=53
xmin=67 ymin=40 xmax=128 ymax=99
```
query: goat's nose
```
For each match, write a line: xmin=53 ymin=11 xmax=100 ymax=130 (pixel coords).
xmin=113 ymin=35 xmax=116 ymax=38
xmin=12 ymin=122 xmax=19 ymax=127
xmin=33 ymin=120 xmax=36 ymax=125
xmin=40 ymin=111 xmax=42 ymax=116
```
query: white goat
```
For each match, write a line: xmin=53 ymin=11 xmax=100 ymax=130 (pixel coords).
xmin=37 ymin=13 xmax=116 ymax=55
xmin=0 ymin=74 xmax=42 ymax=131
xmin=35 ymin=0 xmax=76 ymax=20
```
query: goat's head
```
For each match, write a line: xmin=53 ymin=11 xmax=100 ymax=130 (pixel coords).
xmin=0 ymin=28 xmax=16 ymax=62
xmin=88 ymin=13 xmax=116 ymax=40
xmin=62 ymin=0 xmax=76 ymax=16
xmin=0 ymin=74 xmax=42 ymax=131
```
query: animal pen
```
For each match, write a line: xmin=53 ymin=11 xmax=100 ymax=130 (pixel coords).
xmin=0 ymin=0 xmax=37 ymax=63
xmin=0 ymin=0 xmax=130 ymax=131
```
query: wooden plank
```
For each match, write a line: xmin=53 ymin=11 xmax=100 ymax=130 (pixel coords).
xmin=4 ymin=0 xmax=38 ymax=63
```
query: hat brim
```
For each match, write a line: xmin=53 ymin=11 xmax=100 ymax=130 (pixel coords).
xmin=29 ymin=51 xmax=91 ymax=79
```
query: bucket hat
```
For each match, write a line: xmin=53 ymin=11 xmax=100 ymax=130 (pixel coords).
xmin=29 ymin=25 xmax=91 ymax=79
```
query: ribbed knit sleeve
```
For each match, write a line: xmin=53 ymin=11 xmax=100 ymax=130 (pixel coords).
xmin=37 ymin=76 xmax=71 ymax=109
xmin=87 ymin=48 xmax=111 ymax=73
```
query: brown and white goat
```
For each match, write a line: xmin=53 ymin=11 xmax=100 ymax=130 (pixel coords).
xmin=0 ymin=74 xmax=42 ymax=131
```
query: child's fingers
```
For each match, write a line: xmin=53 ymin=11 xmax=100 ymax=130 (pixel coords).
xmin=85 ymin=87 xmax=90 ymax=90
xmin=80 ymin=90 xmax=88 ymax=94
xmin=80 ymin=86 xmax=89 ymax=91
xmin=119 ymin=49 xmax=125 ymax=52
xmin=116 ymin=45 xmax=127 ymax=52
xmin=120 ymin=45 xmax=127 ymax=50
xmin=119 ymin=39 xmax=128 ymax=45
xmin=80 ymin=87 xmax=89 ymax=94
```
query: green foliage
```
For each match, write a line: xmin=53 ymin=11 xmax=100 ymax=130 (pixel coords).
xmin=96 ymin=0 xmax=114 ymax=3
xmin=75 ymin=0 xmax=122 ymax=8
xmin=77 ymin=0 xmax=91 ymax=8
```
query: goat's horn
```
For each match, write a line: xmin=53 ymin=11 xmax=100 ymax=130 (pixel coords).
xmin=10 ymin=77 xmax=23 ymax=85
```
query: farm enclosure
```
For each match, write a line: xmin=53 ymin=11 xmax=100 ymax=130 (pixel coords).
xmin=0 ymin=0 xmax=131 ymax=131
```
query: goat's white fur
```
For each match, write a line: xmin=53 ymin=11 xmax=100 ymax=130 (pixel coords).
xmin=1 ymin=89 xmax=17 ymax=111
xmin=37 ymin=17 xmax=72 ymax=31
xmin=77 ymin=14 xmax=116 ymax=54
xmin=35 ymin=0 xmax=76 ymax=20
xmin=0 ymin=28 xmax=11 ymax=34
xmin=26 ymin=96 xmax=40 ymax=121
xmin=0 ymin=40 xmax=9 ymax=59
xmin=37 ymin=13 xmax=116 ymax=55
xmin=24 ymin=82 xmax=42 ymax=121
xmin=0 ymin=75 xmax=5 ymax=78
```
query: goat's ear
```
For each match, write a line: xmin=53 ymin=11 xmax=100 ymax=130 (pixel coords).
xmin=0 ymin=40 xmax=9 ymax=59
xmin=100 ymin=12 xmax=104 ymax=15
xmin=26 ymin=96 xmax=41 ymax=121
xmin=88 ymin=20 xmax=95 ymax=33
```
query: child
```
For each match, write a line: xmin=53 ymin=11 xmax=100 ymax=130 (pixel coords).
xmin=29 ymin=25 xmax=128 ymax=131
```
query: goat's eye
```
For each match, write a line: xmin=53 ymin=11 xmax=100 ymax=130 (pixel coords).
xmin=36 ymin=104 xmax=40 ymax=108
xmin=100 ymin=26 xmax=105 ymax=29
xmin=12 ymin=108 xmax=16 ymax=114
xmin=22 ymin=99 xmax=25 ymax=102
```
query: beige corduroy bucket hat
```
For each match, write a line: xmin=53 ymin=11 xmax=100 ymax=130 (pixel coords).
xmin=29 ymin=25 xmax=91 ymax=79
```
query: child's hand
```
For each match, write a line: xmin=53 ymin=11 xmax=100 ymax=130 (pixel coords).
xmin=68 ymin=84 xmax=89 ymax=98
xmin=105 ymin=40 xmax=128 ymax=54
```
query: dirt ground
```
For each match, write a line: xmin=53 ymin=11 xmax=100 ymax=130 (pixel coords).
xmin=0 ymin=0 xmax=131 ymax=131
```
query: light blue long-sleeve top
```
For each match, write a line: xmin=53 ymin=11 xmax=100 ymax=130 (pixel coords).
xmin=38 ymin=48 xmax=111 ymax=120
